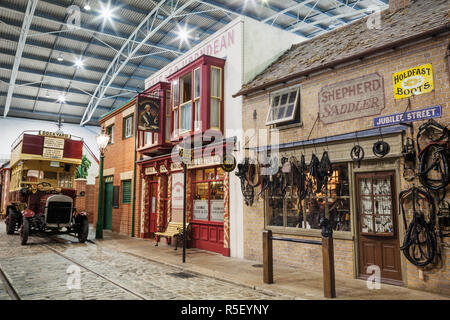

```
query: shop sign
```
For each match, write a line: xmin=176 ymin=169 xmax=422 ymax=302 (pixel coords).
xmin=145 ymin=167 xmax=157 ymax=175
xmin=171 ymin=162 xmax=183 ymax=171
xmin=319 ymin=73 xmax=385 ymax=124
xmin=159 ymin=165 xmax=168 ymax=173
xmin=393 ymin=64 xmax=433 ymax=100
xmin=187 ymin=155 xmax=221 ymax=168
xmin=39 ymin=131 xmax=71 ymax=139
xmin=42 ymin=148 xmax=63 ymax=159
xmin=193 ymin=200 xmax=208 ymax=220
xmin=210 ymin=200 xmax=224 ymax=222
xmin=172 ymin=173 xmax=184 ymax=210
xmin=373 ymin=105 xmax=441 ymax=127
xmin=44 ymin=137 xmax=65 ymax=149
xmin=220 ymin=154 xmax=236 ymax=173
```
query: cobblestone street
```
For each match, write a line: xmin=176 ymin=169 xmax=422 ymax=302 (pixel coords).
xmin=0 ymin=225 xmax=289 ymax=300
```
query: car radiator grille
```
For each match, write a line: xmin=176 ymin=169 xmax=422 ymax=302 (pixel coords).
xmin=47 ymin=202 xmax=72 ymax=224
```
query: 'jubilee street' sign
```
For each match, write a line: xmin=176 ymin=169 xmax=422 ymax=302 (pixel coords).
xmin=373 ymin=105 xmax=441 ymax=127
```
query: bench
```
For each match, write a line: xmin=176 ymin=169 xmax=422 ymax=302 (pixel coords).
xmin=155 ymin=222 xmax=189 ymax=250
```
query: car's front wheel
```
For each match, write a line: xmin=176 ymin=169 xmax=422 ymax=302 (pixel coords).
xmin=20 ymin=218 xmax=29 ymax=245
xmin=78 ymin=216 xmax=89 ymax=243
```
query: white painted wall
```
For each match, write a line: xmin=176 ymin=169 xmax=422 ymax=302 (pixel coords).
xmin=144 ymin=17 xmax=302 ymax=259
xmin=0 ymin=117 xmax=100 ymax=184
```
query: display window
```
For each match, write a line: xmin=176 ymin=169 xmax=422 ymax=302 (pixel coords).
xmin=192 ymin=167 xmax=225 ymax=223
xmin=266 ymin=163 xmax=351 ymax=232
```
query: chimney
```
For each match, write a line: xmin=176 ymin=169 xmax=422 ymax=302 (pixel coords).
xmin=389 ymin=0 xmax=412 ymax=12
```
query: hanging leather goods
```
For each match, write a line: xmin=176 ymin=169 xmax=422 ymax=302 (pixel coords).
xmin=437 ymin=200 xmax=450 ymax=237
xmin=418 ymin=141 xmax=450 ymax=191
xmin=402 ymin=137 xmax=416 ymax=182
xmin=417 ymin=119 xmax=450 ymax=154
xmin=350 ymin=131 xmax=364 ymax=168
xmin=247 ymin=161 xmax=261 ymax=187
xmin=373 ymin=127 xmax=390 ymax=158
xmin=235 ymin=158 xmax=255 ymax=206
xmin=399 ymin=187 xmax=438 ymax=267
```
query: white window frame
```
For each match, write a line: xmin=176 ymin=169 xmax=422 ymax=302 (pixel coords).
xmin=265 ymin=85 xmax=301 ymax=126
xmin=124 ymin=115 xmax=133 ymax=139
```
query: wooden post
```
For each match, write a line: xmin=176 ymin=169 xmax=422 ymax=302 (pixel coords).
xmin=263 ymin=230 xmax=273 ymax=284
xmin=322 ymin=235 xmax=336 ymax=298
xmin=321 ymin=180 xmax=336 ymax=298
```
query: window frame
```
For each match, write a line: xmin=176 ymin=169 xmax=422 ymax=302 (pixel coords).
xmin=265 ymin=86 xmax=301 ymax=126
xmin=123 ymin=115 xmax=134 ymax=139
xmin=121 ymin=179 xmax=132 ymax=204
xmin=264 ymin=161 xmax=353 ymax=240
xmin=191 ymin=167 xmax=225 ymax=224
xmin=210 ymin=66 xmax=222 ymax=131
xmin=106 ymin=124 xmax=114 ymax=144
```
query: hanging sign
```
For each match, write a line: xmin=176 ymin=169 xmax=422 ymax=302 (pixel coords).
xmin=373 ymin=105 xmax=441 ymax=127
xmin=319 ymin=73 xmax=385 ymax=124
xmin=220 ymin=154 xmax=236 ymax=172
xmin=393 ymin=64 xmax=434 ymax=100
xmin=137 ymin=94 xmax=161 ymax=133
xmin=44 ymin=137 xmax=65 ymax=149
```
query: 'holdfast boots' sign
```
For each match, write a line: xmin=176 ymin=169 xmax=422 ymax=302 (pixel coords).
xmin=319 ymin=73 xmax=385 ymax=124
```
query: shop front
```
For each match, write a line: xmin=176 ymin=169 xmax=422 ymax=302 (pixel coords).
xmin=235 ymin=0 xmax=449 ymax=293
xmin=139 ymin=151 xmax=231 ymax=256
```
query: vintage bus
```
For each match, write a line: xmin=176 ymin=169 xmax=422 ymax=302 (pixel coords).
xmin=4 ymin=130 xmax=89 ymax=245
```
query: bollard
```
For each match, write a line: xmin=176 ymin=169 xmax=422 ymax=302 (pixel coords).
xmin=321 ymin=218 xmax=336 ymax=298
xmin=263 ymin=230 xmax=273 ymax=284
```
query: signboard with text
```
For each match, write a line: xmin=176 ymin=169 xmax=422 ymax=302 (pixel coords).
xmin=319 ymin=73 xmax=385 ymax=124
xmin=393 ymin=64 xmax=434 ymax=100
xmin=373 ymin=105 xmax=441 ymax=127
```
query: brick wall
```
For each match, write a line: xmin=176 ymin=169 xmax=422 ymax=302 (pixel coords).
xmin=94 ymin=101 xmax=141 ymax=237
xmin=242 ymin=34 xmax=450 ymax=294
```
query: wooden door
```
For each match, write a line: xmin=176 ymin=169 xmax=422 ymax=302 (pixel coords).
xmin=149 ymin=181 xmax=158 ymax=234
xmin=356 ymin=171 xmax=402 ymax=284
xmin=104 ymin=182 xmax=113 ymax=230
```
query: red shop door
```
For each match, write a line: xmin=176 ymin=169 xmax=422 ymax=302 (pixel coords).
xmin=149 ymin=181 xmax=158 ymax=234
xmin=190 ymin=169 xmax=228 ymax=256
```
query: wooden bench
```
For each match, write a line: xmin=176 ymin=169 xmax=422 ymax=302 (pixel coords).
xmin=155 ymin=222 xmax=189 ymax=250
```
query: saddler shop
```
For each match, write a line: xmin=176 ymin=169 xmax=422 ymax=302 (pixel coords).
xmin=136 ymin=17 xmax=301 ymax=257
xmin=234 ymin=0 xmax=449 ymax=294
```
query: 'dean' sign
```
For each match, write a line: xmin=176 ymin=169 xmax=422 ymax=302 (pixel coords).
xmin=393 ymin=64 xmax=434 ymax=100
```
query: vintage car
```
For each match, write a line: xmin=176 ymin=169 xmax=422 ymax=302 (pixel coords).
xmin=4 ymin=130 xmax=89 ymax=245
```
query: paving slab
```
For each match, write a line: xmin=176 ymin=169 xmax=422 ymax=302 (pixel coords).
xmin=95 ymin=229 xmax=450 ymax=300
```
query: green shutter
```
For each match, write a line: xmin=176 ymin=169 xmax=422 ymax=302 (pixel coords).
xmin=122 ymin=180 xmax=132 ymax=204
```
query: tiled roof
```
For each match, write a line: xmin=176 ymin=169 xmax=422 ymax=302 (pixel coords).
xmin=235 ymin=0 xmax=450 ymax=97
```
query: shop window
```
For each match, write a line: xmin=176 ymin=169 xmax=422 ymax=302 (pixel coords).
xmin=122 ymin=180 xmax=132 ymax=204
xmin=106 ymin=125 xmax=114 ymax=144
xmin=192 ymin=167 xmax=225 ymax=223
xmin=266 ymin=87 xmax=300 ymax=126
xmin=123 ymin=115 xmax=134 ymax=139
xmin=266 ymin=164 xmax=351 ymax=232
xmin=210 ymin=67 xmax=221 ymax=129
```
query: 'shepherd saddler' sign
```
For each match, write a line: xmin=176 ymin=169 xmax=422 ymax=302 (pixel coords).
xmin=319 ymin=73 xmax=385 ymax=124
xmin=373 ymin=105 xmax=441 ymax=127
xmin=393 ymin=64 xmax=433 ymax=100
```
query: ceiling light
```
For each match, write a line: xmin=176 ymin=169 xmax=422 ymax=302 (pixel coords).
xmin=58 ymin=95 xmax=66 ymax=103
xmin=75 ymin=57 xmax=84 ymax=69
xmin=57 ymin=53 xmax=64 ymax=62
xmin=84 ymin=1 xmax=91 ymax=11
xmin=176 ymin=24 xmax=192 ymax=46
xmin=45 ymin=90 xmax=50 ymax=98
xmin=100 ymin=2 xmax=114 ymax=21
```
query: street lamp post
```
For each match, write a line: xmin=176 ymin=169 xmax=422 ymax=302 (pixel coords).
xmin=95 ymin=129 xmax=110 ymax=239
